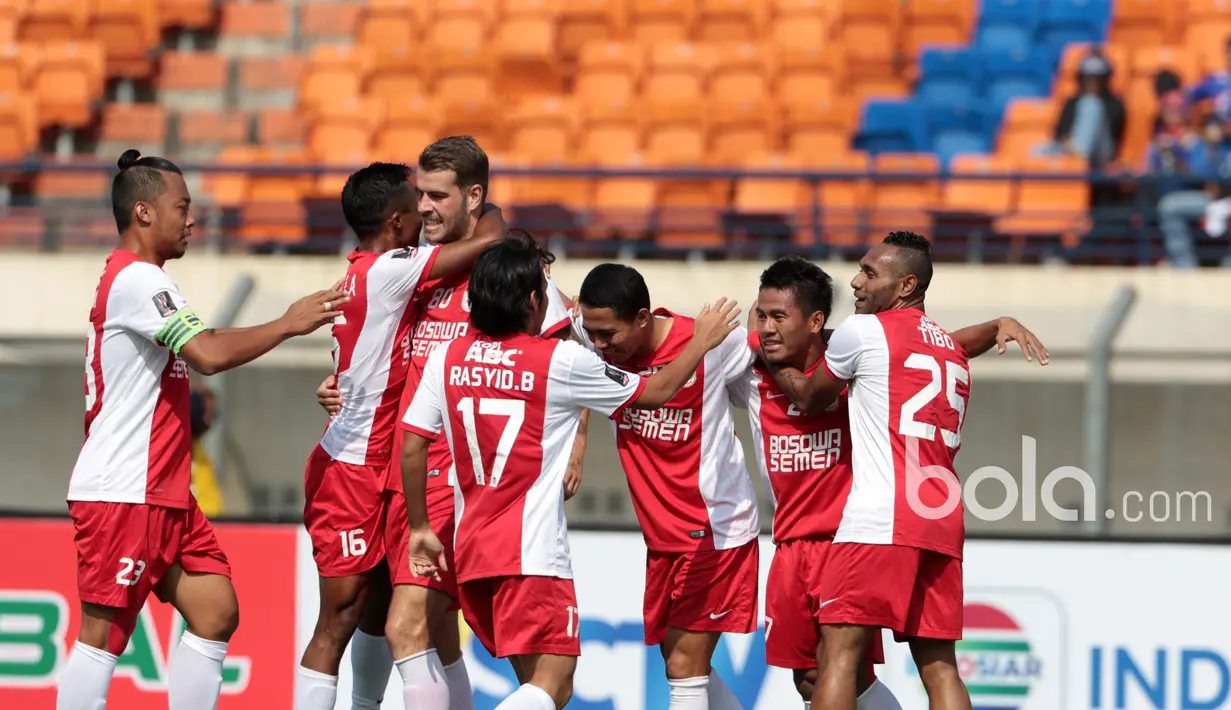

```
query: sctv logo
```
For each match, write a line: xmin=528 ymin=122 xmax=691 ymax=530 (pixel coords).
xmin=467 ymin=621 xmax=773 ymax=710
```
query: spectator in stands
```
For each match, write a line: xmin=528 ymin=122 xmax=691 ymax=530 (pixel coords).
xmin=1155 ymin=110 xmax=1231 ymax=268
xmin=190 ymin=384 xmax=225 ymax=517
xmin=1188 ymin=36 xmax=1231 ymax=123
xmin=1043 ymin=51 xmax=1126 ymax=170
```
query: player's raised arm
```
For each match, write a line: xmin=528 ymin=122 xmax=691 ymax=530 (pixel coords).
xmin=177 ymin=287 xmax=348 ymax=376
xmin=631 ymin=298 xmax=741 ymax=409
xmin=951 ymin=317 xmax=1050 ymax=364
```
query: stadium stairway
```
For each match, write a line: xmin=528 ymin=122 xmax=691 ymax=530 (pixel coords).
xmin=853 ymin=0 xmax=1113 ymax=168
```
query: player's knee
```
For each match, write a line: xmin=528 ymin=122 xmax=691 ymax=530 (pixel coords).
xmin=195 ymin=597 xmax=239 ymax=642
xmin=663 ymin=649 xmax=709 ymax=680
xmin=385 ymin=606 xmax=431 ymax=654
xmin=793 ymin=668 xmax=817 ymax=700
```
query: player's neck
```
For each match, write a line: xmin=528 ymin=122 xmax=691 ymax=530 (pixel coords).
xmin=117 ymin=234 xmax=163 ymax=266
xmin=892 ymin=298 xmax=925 ymax=313
xmin=357 ymin=234 xmax=391 ymax=253
xmin=648 ymin=314 xmax=673 ymax=352
xmin=797 ymin=337 xmax=827 ymax=373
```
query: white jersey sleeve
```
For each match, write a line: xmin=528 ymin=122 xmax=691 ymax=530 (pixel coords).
xmin=111 ymin=263 xmax=207 ymax=354
xmin=540 ymin=275 xmax=573 ymax=338
xmin=402 ymin=341 xmax=448 ymax=438
xmin=824 ymin=314 xmax=877 ymax=381
xmin=715 ymin=325 xmax=755 ymax=384
xmin=552 ymin=340 xmax=643 ymax=418
xmin=371 ymin=245 xmax=440 ymax=301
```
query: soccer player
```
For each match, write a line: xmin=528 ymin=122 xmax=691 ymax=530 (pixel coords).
xmin=743 ymin=256 xmax=1047 ymax=710
xmin=397 ymin=237 xmax=742 ymax=710
xmin=58 ymin=149 xmax=348 ymax=710
xmin=295 ymin=162 xmax=511 ymax=710
xmin=757 ymin=232 xmax=1046 ymax=710
xmin=573 ymin=263 xmax=757 ymax=710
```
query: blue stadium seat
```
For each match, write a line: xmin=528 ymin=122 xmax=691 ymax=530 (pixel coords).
xmin=924 ymin=99 xmax=995 ymax=142
xmin=977 ymin=0 xmax=1042 ymax=25
xmin=856 ymin=99 xmax=925 ymax=154
xmin=916 ymin=47 xmax=981 ymax=107
xmin=981 ymin=48 xmax=1053 ymax=113
xmin=975 ymin=24 xmax=1037 ymax=55
xmin=1039 ymin=0 xmax=1110 ymax=48
xmin=932 ymin=131 xmax=992 ymax=169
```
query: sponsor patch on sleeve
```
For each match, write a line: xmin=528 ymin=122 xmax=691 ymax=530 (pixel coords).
xmin=391 ymin=247 xmax=415 ymax=259
xmin=604 ymin=365 xmax=629 ymax=386
xmin=151 ymin=290 xmax=177 ymax=317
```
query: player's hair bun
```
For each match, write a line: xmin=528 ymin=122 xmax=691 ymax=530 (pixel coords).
xmin=117 ymin=149 xmax=142 ymax=171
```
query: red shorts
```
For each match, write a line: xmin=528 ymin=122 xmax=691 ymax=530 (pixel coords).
xmin=303 ymin=445 xmax=389 ymax=577
xmin=765 ymin=538 xmax=885 ymax=669
xmin=386 ymin=482 xmax=458 ymax=609
xmin=642 ymin=539 xmax=759 ymax=646
xmin=818 ymin=543 xmax=963 ymax=641
xmin=458 ymin=575 xmax=581 ymax=658
xmin=69 ymin=497 xmax=231 ymax=654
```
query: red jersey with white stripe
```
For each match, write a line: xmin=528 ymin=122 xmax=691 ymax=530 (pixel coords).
xmin=823 ymin=309 xmax=971 ymax=558
xmin=738 ymin=337 xmax=852 ymax=543
xmin=576 ymin=308 xmax=760 ymax=553
xmin=318 ymin=245 xmax=439 ymax=466
xmin=402 ymin=334 xmax=645 ymax=582
xmin=387 ymin=273 xmax=572 ymax=493
xmin=69 ymin=250 xmax=196 ymax=508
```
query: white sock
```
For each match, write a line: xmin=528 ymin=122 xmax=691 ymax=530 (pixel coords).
xmin=707 ymin=671 xmax=743 ymax=710
xmin=56 ymin=641 xmax=117 ymax=710
xmin=804 ymin=703 xmax=811 ymax=710
xmin=669 ymin=675 xmax=710 ymax=710
xmin=495 ymin=682 xmax=556 ymax=710
xmin=857 ymin=679 xmax=903 ymax=710
xmin=350 ymin=630 xmax=393 ymax=709
xmin=294 ymin=666 xmax=338 ymax=710
xmin=445 ymin=658 xmax=475 ymax=710
xmin=395 ymin=649 xmax=449 ymax=709
xmin=168 ymin=632 xmax=228 ymax=710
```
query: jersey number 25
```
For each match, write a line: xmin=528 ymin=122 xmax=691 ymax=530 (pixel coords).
xmin=898 ymin=353 xmax=969 ymax=448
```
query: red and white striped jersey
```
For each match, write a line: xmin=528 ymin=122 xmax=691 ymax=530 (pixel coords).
xmin=69 ymin=249 xmax=207 ymax=508
xmin=402 ymin=334 xmax=644 ymax=582
xmin=386 ymin=273 xmax=572 ymax=493
xmin=318 ymin=245 xmax=439 ymax=466
xmin=576 ymin=309 xmax=760 ymax=553
xmin=738 ymin=333 xmax=852 ymax=544
xmin=822 ymin=309 xmax=971 ymax=558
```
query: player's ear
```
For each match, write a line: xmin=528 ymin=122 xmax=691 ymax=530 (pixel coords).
xmin=634 ymin=308 xmax=651 ymax=328
xmin=897 ymin=273 xmax=918 ymax=300
xmin=134 ymin=200 xmax=153 ymax=227
xmin=809 ymin=310 xmax=825 ymax=335
xmin=465 ymin=183 xmax=484 ymax=213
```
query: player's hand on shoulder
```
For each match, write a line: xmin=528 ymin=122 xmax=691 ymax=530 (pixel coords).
xmin=281 ymin=284 xmax=349 ymax=336
xmin=316 ymin=375 xmax=342 ymax=416
xmin=407 ymin=526 xmax=446 ymax=581
xmin=471 ymin=203 xmax=506 ymax=241
xmin=693 ymin=297 xmax=741 ymax=351
xmin=994 ymin=317 xmax=1049 ymax=365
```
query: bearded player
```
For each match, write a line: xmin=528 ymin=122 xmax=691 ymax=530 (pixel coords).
xmin=742 ymin=256 xmax=1047 ymax=709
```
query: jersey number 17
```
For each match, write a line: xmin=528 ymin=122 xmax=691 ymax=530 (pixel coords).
xmin=456 ymin=397 xmax=525 ymax=488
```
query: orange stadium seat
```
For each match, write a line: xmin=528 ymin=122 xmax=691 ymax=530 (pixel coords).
xmin=219 ymin=1 xmax=291 ymax=49
xmin=1131 ymin=45 xmax=1201 ymax=86
xmin=574 ymin=41 xmax=641 ymax=107
xmin=731 ymin=152 xmax=813 ymax=233
xmin=782 ymin=97 xmax=855 ymax=157
xmin=158 ymin=50 xmax=228 ymax=96
xmin=493 ymin=14 xmax=564 ymax=97
xmin=504 ymin=0 xmax=561 ymax=17
xmin=707 ymin=97 xmax=775 ymax=165
xmin=299 ymin=44 xmax=372 ymax=115
xmin=776 ymin=45 xmax=844 ymax=107
xmin=0 ymin=205 xmax=46 ymax=247
xmin=942 ymin=153 xmax=1015 ymax=216
xmin=31 ymin=40 xmax=102 ymax=127
xmin=559 ymin=0 xmax=626 ymax=61
xmin=374 ymin=96 xmax=440 ymax=163
xmin=257 ymin=106 xmax=306 ymax=147
xmin=90 ymin=0 xmax=159 ymax=78
xmin=176 ymin=110 xmax=248 ymax=155
xmin=1186 ymin=20 xmax=1231 ymax=71
xmin=203 ymin=144 xmax=259 ymax=207
xmin=850 ymin=74 xmax=910 ymax=105
xmin=307 ymin=96 xmax=379 ymax=163
xmin=768 ymin=0 xmax=830 ymax=49
xmin=100 ymin=102 xmax=167 ymax=150
xmin=438 ymin=98 xmax=505 ymax=150
xmin=507 ymin=96 xmax=576 ymax=162
xmin=424 ymin=0 xmax=493 ymax=49
xmin=1187 ymin=0 xmax=1231 ymax=21
xmin=158 ymin=0 xmax=213 ymax=30
xmin=34 ymin=158 xmax=109 ymax=198
xmin=578 ymin=97 xmax=641 ymax=162
xmin=643 ymin=100 xmax=725 ymax=249
xmin=708 ymin=42 xmax=771 ymax=102
xmin=299 ymin=2 xmax=362 ymax=45
xmin=242 ymin=148 xmax=310 ymax=244
xmin=903 ymin=0 xmax=973 ymax=59
xmin=238 ymin=56 xmax=302 ymax=112
xmin=587 ymin=153 xmax=654 ymax=239
xmin=1110 ymin=0 xmax=1177 ymax=46
xmin=0 ymin=42 xmax=35 ymax=93
xmin=1002 ymin=98 xmax=1055 ymax=133
xmin=696 ymin=0 xmax=766 ymax=42
xmin=644 ymin=42 xmax=710 ymax=103
xmin=357 ymin=0 xmax=417 ymax=53
xmin=870 ymin=152 xmax=940 ymax=237
xmin=628 ymin=0 xmax=694 ymax=43
xmin=995 ymin=154 xmax=1089 ymax=249
xmin=0 ymin=0 xmax=25 ymax=43
xmin=365 ymin=46 xmax=428 ymax=105
xmin=834 ymin=0 xmax=900 ymax=76
xmin=643 ymin=100 xmax=704 ymax=164
xmin=811 ymin=150 xmax=870 ymax=247
xmin=431 ymin=46 xmax=495 ymax=103
xmin=19 ymin=0 xmax=87 ymax=41
xmin=0 ymin=91 xmax=36 ymax=158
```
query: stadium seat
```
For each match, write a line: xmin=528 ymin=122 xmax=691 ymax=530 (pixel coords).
xmin=578 ymin=97 xmax=641 ymax=163
xmin=835 ymin=0 xmax=900 ymax=77
xmin=904 ymin=0 xmax=975 ymax=57
xmin=158 ymin=51 xmax=228 ymax=110
xmin=19 ymin=0 xmax=88 ymax=41
xmin=856 ymin=99 xmax=925 ymax=154
xmin=643 ymin=100 xmax=705 ymax=164
xmin=237 ymin=56 xmax=302 ymax=110
xmin=696 ymin=0 xmax=765 ymax=42
xmin=1109 ymin=0 xmax=1177 ymax=46
xmin=99 ymin=102 xmax=167 ymax=154
xmin=425 ymin=16 xmax=489 ymax=50
xmin=982 ymin=48 xmax=1054 ymax=114
xmin=365 ymin=46 xmax=428 ymax=105
xmin=587 ymin=155 xmax=655 ymax=240
xmin=299 ymin=2 xmax=362 ymax=47
xmin=628 ymin=0 xmax=695 ymax=43
xmin=438 ymin=98 xmax=505 ymax=151
xmin=708 ymin=42 xmax=771 ymax=102
xmin=175 ymin=110 xmax=249 ymax=158
xmin=1131 ymin=45 xmax=1200 ymax=86
xmin=89 ymin=0 xmax=159 ymax=78
xmin=574 ymin=41 xmax=641 ymax=107
xmin=707 ymin=97 xmax=774 ymax=165
xmin=218 ymin=1 xmax=292 ymax=56
xmin=974 ymin=0 xmax=1039 ymax=55
xmin=925 ymin=99 xmax=994 ymax=166
xmin=731 ymin=152 xmax=814 ymax=245
xmin=307 ymin=96 xmax=379 ymax=164
xmin=558 ymin=0 xmax=626 ymax=61
xmin=357 ymin=0 xmax=417 ymax=53
xmin=299 ymin=45 xmax=372 ymax=115
xmin=256 ymin=106 xmax=305 ymax=148
xmin=373 ymin=96 xmax=440 ymax=163
xmin=0 ymin=205 xmax=46 ymax=247
xmin=812 ymin=150 xmax=870 ymax=247
xmin=31 ymin=40 xmax=103 ymax=127
xmin=0 ymin=0 xmax=23 ymax=42
xmin=0 ymin=42 xmax=34 ymax=94
xmin=768 ymin=0 xmax=829 ymax=49
xmin=1038 ymin=0 xmax=1111 ymax=49
xmin=916 ymin=47 xmax=981 ymax=107
xmin=775 ymin=45 xmax=843 ymax=107
xmin=942 ymin=153 xmax=1016 ymax=215
xmin=644 ymin=42 xmax=710 ymax=103
xmin=431 ymin=46 xmax=495 ymax=104
xmin=995 ymin=154 xmax=1089 ymax=248
xmin=158 ymin=0 xmax=213 ymax=30
xmin=493 ymin=15 xmax=564 ymax=97
xmin=506 ymin=95 xmax=576 ymax=163
xmin=241 ymin=147 xmax=311 ymax=245
xmin=0 ymin=91 xmax=36 ymax=159
xmin=1187 ymin=21 xmax=1231 ymax=73
xmin=782 ymin=97 xmax=855 ymax=157
xmin=870 ymin=152 xmax=940 ymax=236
